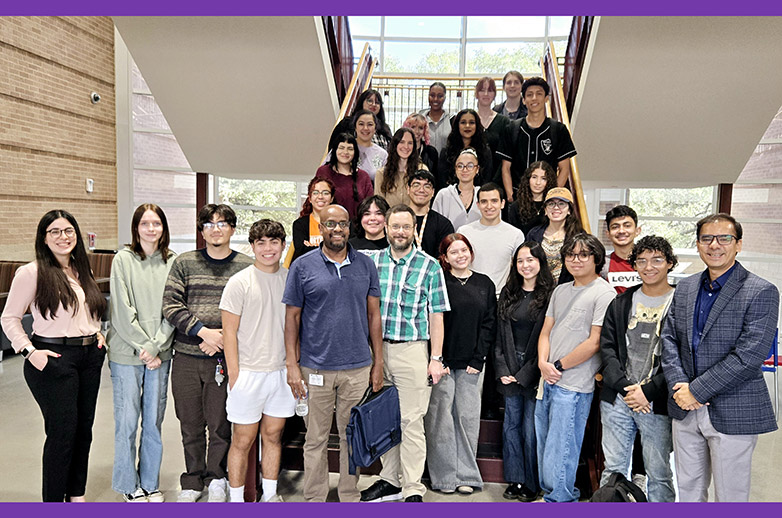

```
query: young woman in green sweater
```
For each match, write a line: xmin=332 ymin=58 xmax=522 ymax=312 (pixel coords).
xmin=107 ymin=203 xmax=176 ymax=502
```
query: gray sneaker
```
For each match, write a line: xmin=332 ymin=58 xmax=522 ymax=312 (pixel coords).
xmin=177 ymin=489 xmax=203 ymax=502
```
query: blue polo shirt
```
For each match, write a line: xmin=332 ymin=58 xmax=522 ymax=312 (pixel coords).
xmin=282 ymin=244 xmax=380 ymax=370
xmin=692 ymin=262 xmax=737 ymax=374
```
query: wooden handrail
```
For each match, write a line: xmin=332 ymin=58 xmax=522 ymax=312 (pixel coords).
xmin=320 ymin=42 xmax=374 ymax=165
xmin=542 ymin=41 xmax=590 ymax=234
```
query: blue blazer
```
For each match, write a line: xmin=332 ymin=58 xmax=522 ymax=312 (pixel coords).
xmin=661 ymin=262 xmax=779 ymax=435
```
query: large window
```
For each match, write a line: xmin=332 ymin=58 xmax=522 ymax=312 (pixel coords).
xmin=350 ymin=16 xmax=572 ymax=78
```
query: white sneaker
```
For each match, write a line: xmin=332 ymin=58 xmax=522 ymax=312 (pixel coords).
xmin=144 ymin=489 xmax=165 ymax=503
xmin=265 ymin=494 xmax=284 ymax=502
xmin=208 ymin=478 xmax=228 ymax=502
xmin=123 ymin=488 xmax=148 ymax=502
xmin=177 ymin=489 xmax=203 ymax=502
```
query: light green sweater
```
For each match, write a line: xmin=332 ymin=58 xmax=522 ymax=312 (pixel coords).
xmin=107 ymin=247 xmax=176 ymax=365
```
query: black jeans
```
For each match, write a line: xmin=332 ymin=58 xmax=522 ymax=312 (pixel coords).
xmin=24 ymin=341 xmax=105 ymax=502
xmin=171 ymin=352 xmax=230 ymax=491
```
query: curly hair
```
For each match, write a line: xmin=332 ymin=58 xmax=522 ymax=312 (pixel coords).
xmin=515 ymin=161 xmax=557 ymax=223
xmin=300 ymin=176 xmax=336 ymax=217
xmin=443 ymin=109 xmax=488 ymax=185
xmin=403 ymin=113 xmax=431 ymax=146
xmin=381 ymin=128 xmax=420 ymax=196
xmin=629 ymin=235 xmax=678 ymax=273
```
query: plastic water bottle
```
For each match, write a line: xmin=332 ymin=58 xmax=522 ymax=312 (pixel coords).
xmin=295 ymin=382 xmax=309 ymax=416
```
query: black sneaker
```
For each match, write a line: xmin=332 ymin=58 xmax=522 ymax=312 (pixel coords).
xmin=503 ymin=483 xmax=523 ymax=500
xmin=404 ymin=495 xmax=423 ymax=502
xmin=360 ymin=480 xmax=403 ymax=502
xmin=518 ymin=486 xmax=538 ymax=502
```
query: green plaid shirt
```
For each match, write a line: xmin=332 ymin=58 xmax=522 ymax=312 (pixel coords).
xmin=370 ymin=247 xmax=450 ymax=341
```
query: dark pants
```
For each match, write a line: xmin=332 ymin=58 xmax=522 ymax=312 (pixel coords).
xmin=503 ymin=392 xmax=539 ymax=492
xmin=24 ymin=341 xmax=105 ymax=502
xmin=171 ymin=352 xmax=230 ymax=491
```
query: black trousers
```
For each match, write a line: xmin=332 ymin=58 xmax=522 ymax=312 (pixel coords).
xmin=171 ymin=352 xmax=230 ymax=491
xmin=24 ymin=342 xmax=105 ymax=502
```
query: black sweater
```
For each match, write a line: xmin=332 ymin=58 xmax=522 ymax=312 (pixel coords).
xmin=442 ymin=271 xmax=497 ymax=371
xmin=599 ymin=284 xmax=670 ymax=415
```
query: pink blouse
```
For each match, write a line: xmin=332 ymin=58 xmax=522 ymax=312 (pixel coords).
xmin=0 ymin=262 xmax=100 ymax=352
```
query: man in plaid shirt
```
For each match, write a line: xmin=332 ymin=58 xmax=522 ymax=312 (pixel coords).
xmin=360 ymin=204 xmax=450 ymax=503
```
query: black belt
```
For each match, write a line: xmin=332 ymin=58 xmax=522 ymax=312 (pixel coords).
xmin=32 ymin=334 xmax=98 ymax=346
xmin=385 ymin=339 xmax=409 ymax=344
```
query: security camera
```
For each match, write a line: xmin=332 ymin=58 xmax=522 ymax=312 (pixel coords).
xmin=90 ymin=92 xmax=101 ymax=104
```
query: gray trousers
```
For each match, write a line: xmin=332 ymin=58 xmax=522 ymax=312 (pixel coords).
xmin=424 ymin=369 xmax=483 ymax=491
xmin=672 ymin=406 xmax=758 ymax=502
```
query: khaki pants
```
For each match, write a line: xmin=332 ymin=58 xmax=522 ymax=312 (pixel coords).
xmin=379 ymin=340 xmax=432 ymax=498
xmin=300 ymin=365 xmax=370 ymax=502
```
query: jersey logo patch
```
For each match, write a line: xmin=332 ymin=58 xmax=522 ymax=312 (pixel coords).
xmin=541 ymin=138 xmax=553 ymax=155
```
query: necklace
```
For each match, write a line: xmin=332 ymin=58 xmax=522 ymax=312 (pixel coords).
xmin=453 ymin=272 xmax=472 ymax=285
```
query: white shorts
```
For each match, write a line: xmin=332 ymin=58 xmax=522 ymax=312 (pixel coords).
xmin=226 ymin=368 xmax=295 ymax=424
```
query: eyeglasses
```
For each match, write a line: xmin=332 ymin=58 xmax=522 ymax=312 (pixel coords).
xmin=455 ymin=163 xmax=477 ymax=172
xmin=47 ymin=227 xmax=76 ymax=238
xmin=564 ymin=251 xmax=592 ymax=262
xmin=698 ymin=234 xmax=738 ymax=245
xmin=202 ymin=221 xmax=231 ymax=231
xmin=545 ymin=200 xmax=568 ymax=210
xmin=322 ymin=221 xmax=349 ymax=229
xmin=390 ymin=224 xmax=414 ymax=232
xmin=409 ymin=182 xmax=433 ymax=191
xmin=634 ymin=257 xmax=667 ymax=268
xmin=311 ymin=190 xmax=332 ymax=198
xmin=139 ymin=221 xmax=163 ymax=229
xmin=364 ymin=98 xmax=380 ymax=106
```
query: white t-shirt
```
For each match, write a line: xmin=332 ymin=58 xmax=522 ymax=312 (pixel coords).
xmin=457 ymin=220 xmax=525 ymax=296
xmin=219 ymin=265 xmax=288 ymax=372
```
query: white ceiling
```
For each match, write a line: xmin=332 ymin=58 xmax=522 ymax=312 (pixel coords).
xmin=113 ymin=16 xmax=339 ymax=180
xmin=572 ymin=16 xmax=782 ymax=189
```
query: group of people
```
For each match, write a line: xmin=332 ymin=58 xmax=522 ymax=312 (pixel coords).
xmin=0 ymin=73 xmax=777 ymax=505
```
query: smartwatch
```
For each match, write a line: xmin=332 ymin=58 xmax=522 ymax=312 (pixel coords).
xmin=430 ymin=355 xmax=444 ymax=363
xmin=21 ymin=346 xmax=35 ymax=359
xmin=553 ymin=359 xmax=565 ymax=372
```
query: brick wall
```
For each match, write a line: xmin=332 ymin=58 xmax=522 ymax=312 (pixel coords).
xmin=0 ymin=16 xmax=116 ymax=261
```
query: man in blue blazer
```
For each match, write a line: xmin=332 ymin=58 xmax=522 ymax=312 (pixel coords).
xmin=661 ymin=213 xmax=778 ymax=502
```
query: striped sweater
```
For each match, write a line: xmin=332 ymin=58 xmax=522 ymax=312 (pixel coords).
xmin=162 ymin=248 xmax=253 ymax=357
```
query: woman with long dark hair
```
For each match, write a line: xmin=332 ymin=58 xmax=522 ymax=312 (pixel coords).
xmin=507 ymin=161 xmax=558 ymax=235
xmin=328 ymin=88 xmax=393 ymax=151
xmin=424 ymin=233 xmax=496 ymax=495
xmin=374 ymin=127 xmax=423 ymax=207
xmin=495 ymin=241 xmax=555 ymax=502
xmin=107 ymin=203 xmax=176 ymax=502
xmin=402 ymin=112 xmax=439 ymax=174
xmin=352 ymin=109 xmax=388 ymax=182
xmin=290 ymin=176 xmax=336 ymax=264
xmin=436 ymin=108 xmax=492 ymax=192
xmin=526 ymin=187 xmax=584 ymax=284
xmin=1 ymin=210 xmax=107 ymax=502
xmin=349 ymin=195 xmax=390 ymax=251
xmin=315 ymin=132 xmax=373 ymax=220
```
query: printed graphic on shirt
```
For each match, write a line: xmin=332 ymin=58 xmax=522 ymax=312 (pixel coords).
xmin=607 ymin=270 xmax=641 ymax=290
xmin=625 ymin=298 xmax=668 ymax=385
xmin=541 ymin=138 xmax=552 ymax=155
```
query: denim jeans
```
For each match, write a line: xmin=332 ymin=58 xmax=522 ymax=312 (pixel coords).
xmin=110 ymin=360 xmax=171 ymax=494
xmin=600 ymin=394 xmax=675 ymax=502
xmin=424 ymin=369 xmax=483 ymax=491
xmin=534 ymin=383 xmax=592 ymax=502
xmin=503 ymin=392 xmax=538 ymax=491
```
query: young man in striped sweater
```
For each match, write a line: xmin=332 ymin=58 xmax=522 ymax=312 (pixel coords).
xmin=163 ymin=204 xmax=253 ymax=502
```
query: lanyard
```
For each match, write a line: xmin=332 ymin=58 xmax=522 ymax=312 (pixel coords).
xmin=414 ymin=212 xmax=429 ymax=250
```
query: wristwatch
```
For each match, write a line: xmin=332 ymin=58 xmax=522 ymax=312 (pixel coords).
xmin=553 ymin=359 xmax=565 ymax=372
xmin=430 ymin=355 xmax=444 ymax=363
xmin=21 ymin=346 xmax=35 ymax=359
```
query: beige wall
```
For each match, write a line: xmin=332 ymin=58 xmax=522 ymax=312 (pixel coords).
xmin=0 ymin=16 xmax=117 ymax=261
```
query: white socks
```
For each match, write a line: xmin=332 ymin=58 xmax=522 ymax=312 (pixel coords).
xmin=229 ymin=485 xmax=245 ymax=503
xmin=261 ymin=479 xmax=278 ymax=502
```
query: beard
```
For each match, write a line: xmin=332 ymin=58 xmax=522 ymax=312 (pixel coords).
xmin=323 ymin=235 xmax=347 ymax=252
xmin=390 ymin=235 xmax=414 ymax=252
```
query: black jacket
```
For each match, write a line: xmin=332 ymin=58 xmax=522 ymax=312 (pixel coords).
xmin=494 ymin=286 xmax=545 ymax=398
xmin=599 ymin=284 xmax=670 ymax=415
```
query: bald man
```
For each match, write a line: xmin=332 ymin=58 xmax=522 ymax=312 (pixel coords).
xmin=283 ymin=205 xmax=384 ymax=502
